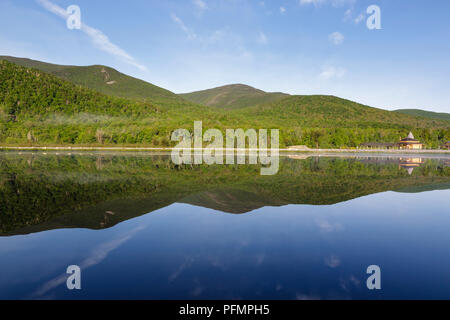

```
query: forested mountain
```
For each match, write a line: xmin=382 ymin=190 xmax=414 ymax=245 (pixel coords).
xmin=394 ymin=109 xmax=450 ymax=121
xmin=0 ymin=58 xmax=449 ymax=148
xmin=179 ymin=84 xmax=289 ymax=109
xmin=0 ymin=56 xmax=188 ymax=107
xmin=0 ymin=59 xmax=158 ymax=117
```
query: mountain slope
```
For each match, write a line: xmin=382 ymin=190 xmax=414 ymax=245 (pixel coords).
xmin=0 ymin=56 xmax=187 ymax=107
xmin=238 ymin=95 xmax=450 ymax=128
xmin=0 ymin=60 xmax=158 ymax=117
xmin=0 ymin=58 xmax=448 ymax=148
xmin=179 ymin=84 xmax=289 ymax=109
xmin=394 ymin=109 xmax=450 ymax=121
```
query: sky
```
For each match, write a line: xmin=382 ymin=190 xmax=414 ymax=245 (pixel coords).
xmin=0 ymin=0 xmax=449 ymax=112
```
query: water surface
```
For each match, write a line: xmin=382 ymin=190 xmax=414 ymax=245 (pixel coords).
xmin=0 ymin=152 xmax=449 ymax=299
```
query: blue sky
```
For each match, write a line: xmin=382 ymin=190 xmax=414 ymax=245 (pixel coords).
xmin=0 ymin=0 xmax=449 ymax=112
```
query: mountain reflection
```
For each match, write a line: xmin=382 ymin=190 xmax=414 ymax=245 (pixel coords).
xmin=0 ymin=152 xmax=449 ymax=235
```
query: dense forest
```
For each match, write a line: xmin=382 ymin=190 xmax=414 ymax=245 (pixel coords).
xmin=394 ymin=109 xmax=450 ymax=121
xmin=0 ymin=59 xmax=449 ymax=148
xmin=179 ymin=83 xmax=289 ymax=109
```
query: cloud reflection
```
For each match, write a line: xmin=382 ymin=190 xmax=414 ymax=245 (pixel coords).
xmin=30 ymin=225 xmax=146 ymax=299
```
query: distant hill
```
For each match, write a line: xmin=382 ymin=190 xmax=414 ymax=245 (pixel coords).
xmin=0 ymin=57 xmax=448 ymax=148
xmin=0 ymin=56 xmax=187 ymax=107
xmin=179 ymin=84 xmax=289 ymax=109
xmin=394 ymin=109 xmax=450 ymax=121
xmin=238 ymin=95 xmax=450 ymax=129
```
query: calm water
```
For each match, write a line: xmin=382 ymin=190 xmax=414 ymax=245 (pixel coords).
xmin=0 ymin=152 xmax=449 ymax=299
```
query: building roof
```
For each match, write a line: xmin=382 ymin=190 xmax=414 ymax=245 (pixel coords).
xmin=400 ymin=132 xmax=421 ymax=143
xmin=399 ymin=139 xmax=421 ymax=143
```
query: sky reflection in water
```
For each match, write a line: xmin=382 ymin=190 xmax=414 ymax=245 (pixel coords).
xmin=0 ymin=187 xmax=449 ymax=300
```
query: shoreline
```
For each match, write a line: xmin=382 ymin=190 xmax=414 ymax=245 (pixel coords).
xmin=1 ymin=146 xmax=449 ymax=155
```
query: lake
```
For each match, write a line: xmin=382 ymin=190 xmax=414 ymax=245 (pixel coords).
xmin=0 ymin=152 xmax=449 ymax=299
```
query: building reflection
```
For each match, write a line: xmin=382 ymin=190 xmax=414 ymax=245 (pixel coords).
xmin=399 ymin=158 xmax=424 ymax=175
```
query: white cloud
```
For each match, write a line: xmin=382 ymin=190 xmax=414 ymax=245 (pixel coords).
xmin=171 ymin=13 xmax=197 ymax=40
xmin=354 ymin=13 xmax=365 ymax=24
xmin=37 ymin=0 xmax=67 ymax=18
xmin=328 ymin=31 xmax=344 ymax=45
xmin=280 ymin=6 xmax=286 ymax=14
xmin=300 ymin=0 xmax=356 ymax=7
xmin=343 ymin=8 xmax=352 ymax=21
xmin=36 ymin=0 xmax=147 ymax=71
xmin=257 ymin=31 xmax=268 ymax=45
xmin=193 ymin=0 xmax=206 ymax=9
xmin=299 ymin=0 xmax=323 ymax=5
xmin=168 ymin=20 xmax=252 ymax=62
xmin=332 ymin=0 xmax=356 ymax=7
xmin=208 ymin=28 xmax=228 ymax=44
xmin=319 ymin=65 xmax=346 ymax=80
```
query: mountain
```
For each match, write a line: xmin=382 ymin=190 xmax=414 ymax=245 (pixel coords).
xmin=238 ymin=95 xmax=450 ymax=128
xmin=0 ymin=59 xmax=158 ymax=117
xmin=394 ymin=109 xmax=450 ymax=121
xmin=0 ymin=56 xmax=187 ymax=107
xmin=179 ymin=84 xmax=289 ymax=109
xmin=0 ymin=57 xmax=448 ymax=148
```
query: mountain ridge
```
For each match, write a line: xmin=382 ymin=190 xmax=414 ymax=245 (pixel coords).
xmin=179 ymin=83 xmax=290 ymax=109
xmin=394 ymin=109 xmax=450 ymax=121
xmin=0 ymin=55 xmax=188 ymax=108
xmin=1 ymin=57 xmax=449 ymax=148
xmin=3 ymin=56 xmax=449 ymax=122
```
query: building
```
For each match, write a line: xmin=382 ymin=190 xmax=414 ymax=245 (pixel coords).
xmin=359 ymin=142 xmax=396 ymax=150
xmin=397 ymin=132 xmax=424 ymax=150
xmin=359 ymin=132 xmax=426 ymax=150
xmin=443 ymin=141 xmax=450 ymax=150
